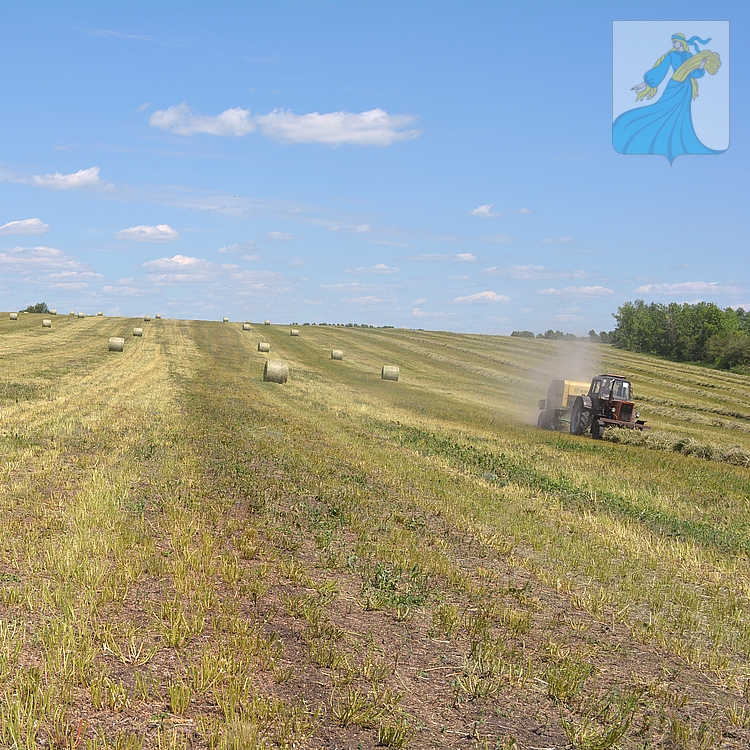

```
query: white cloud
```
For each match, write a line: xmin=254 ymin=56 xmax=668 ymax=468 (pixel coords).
xmin=405 ymin=253 xmax=477 ymax=262
xmin=342 ymin=295 xmax=390 ymax=305
xmin=542 ymin=236 xmax=575 ymax=243
xmin=114 ymin=224 xmax=180 ymax=243
xmin=31 ymin=167 xmax=102 ymax=190
xmin=633 ymin=281 xmax=741 ymax=295
xmin=413 ymin=297 xmax=428 ymax=305
xmin=256 ymin=108 xmax=422 ymax=146
xmin=411 ymin=307 xmax=454 ymax=318
xmin=482 ymin=265 xmax=589 ymax=280
xmin=480 ymin=234 xmax=514 ymax=244
xmin=135 ymin=102 xmax=151 ymax=113
xmin=218 ymin=241 xmax=257 ymax=254
xmin=319 ymin=282 xmax=379 ymax=290
xmin=508 ymin=208 xmax=534 ymax=214
xmin=264 ymin=231 xmax=297 ymax=241
xmin=539 ymin=285 xmax=614 ymax=296
xmin=344 ymin=263 xmax=401 ymax=275
xmin=454 ymin=290 xmax=511 ymax=304
xmin=0 ymin=245 xmax=82 ymax=271
xmin=355 ymin=224 xmax=371 ymax=233
xmin=470 ymin=204 xmax=501 ymax=218
xmin=0 ymin=218 xmax=50 ymax=236
xmin=142 ymin=254 xmax=205 ymax=271
xmin=149 ymin=104 xmax=256 ymax=136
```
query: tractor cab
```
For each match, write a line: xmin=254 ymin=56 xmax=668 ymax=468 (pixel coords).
xmin=570 ymin=374 xmax=647 ymax=438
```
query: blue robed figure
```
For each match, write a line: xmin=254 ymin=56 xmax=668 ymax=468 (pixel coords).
xmin=612 ymin=33 xmax=725 ymax=164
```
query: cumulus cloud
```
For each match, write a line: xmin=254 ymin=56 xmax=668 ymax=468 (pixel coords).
xmin=114 ymin=224 xmax=180 ymax=243
xmin=218 ymin=241 xmax=257 ymax=254
xmin=0 ymin=245 xmax=82 ymax=271
xmin=539 ymin=285 xmax=614 ymax=296
xmin=0 ymin=218 xmax=50 ymax=236
xmin=470 ymin=204 xmax=501 ymax=218
xmin=142 ymin=254 xmax=206 ymax=271
xmin=344 ymin=263 xmax=401 ymax=275
xmin=405 ymin=252 xmax=477 ymax=262
xmin=482 ymin=265 xmax=589 ymax=280
xmin=141 ymin=254 xmax=214 ymax=284
xmin=149 ymin=104 xmax=256 ymax=136
xmin=454 ymin=290 xmax=511 ymax=303
xmin=542 ymin=236 xmax=574 ymax=243
xmin=31 ymin=167 xmax=103 ymax=190
xmin=633 ymin=281 xmax=741 ymax=295
xmin=256 ymin=108 xmax=422 ymax=146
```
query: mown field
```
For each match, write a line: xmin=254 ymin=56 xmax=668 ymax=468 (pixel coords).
xmin=1 ymin=313 xmax=750 ymax=750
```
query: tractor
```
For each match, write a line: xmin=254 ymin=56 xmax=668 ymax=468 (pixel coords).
xmin=569 ymin=374 xmax=647 ymax=439
xmin=537 ymin=379 xmax=590 ymax=431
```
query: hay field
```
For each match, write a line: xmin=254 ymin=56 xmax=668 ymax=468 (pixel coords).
xmin=1 ymin=315 xmax=750 ymax=749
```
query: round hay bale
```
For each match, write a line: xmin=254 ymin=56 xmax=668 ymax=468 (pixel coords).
xmin=78 ymin=312 xmax=85 ymax=318
xmin=381 ymin=365 xmax=399 ymax=381
xmin=69 ymin=311 xmax=75 ymax=316
xmin=155 ymin=314 xmax=161 ymax=319
xmin=97 ymin=312 xmax=103 ymax=317
xmin=50 ymin=309 xmax=57 ymax=315
xmin=143 ymin=315 xmax=151 ymax=321
xmin=9 ymin=313 xmax=17 ymax=320
xmin=42 ymin=319 xmax=52 ymax=328
xmin=133 ymin=327 xmax=143 ymax=337
xmin=290 ymin=329 xmax=299 ymax=337
xmin=263 ymin=360 xmax=288 ymax=384
xmin=108 ymin=337 xmax=125 ymax=352
xmin=223 ymin=317 xmax=229 ymax=322
xmin=331 ymin=349 xmax=343 ymax=360
xmin=258 ymin=342 xmax=271 ymax=352
xmin=242 ymin=323 xmax=251 ymax=331
xmin=264 ymin=319 xmax=270 ymax=325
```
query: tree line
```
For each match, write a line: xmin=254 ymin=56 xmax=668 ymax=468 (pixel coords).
xmin=611 ymin=300 xmax=750 ymax=372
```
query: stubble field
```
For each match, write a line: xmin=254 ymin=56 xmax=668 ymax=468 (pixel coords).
xmin=1 ymin=313 xmax=750 ymax=750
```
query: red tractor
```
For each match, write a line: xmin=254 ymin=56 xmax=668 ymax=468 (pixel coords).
xmin=569 ymin=374 xmax=647 ymax=439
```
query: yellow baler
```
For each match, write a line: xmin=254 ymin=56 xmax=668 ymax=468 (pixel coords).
xmin=537 ymin=379 xmax=590 ymax=431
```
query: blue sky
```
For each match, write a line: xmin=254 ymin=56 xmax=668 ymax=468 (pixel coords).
xmin=0 ymin=1 xmax=747 ymax=334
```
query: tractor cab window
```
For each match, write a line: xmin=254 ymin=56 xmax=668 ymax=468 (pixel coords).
xmin=591 ymin=380 xmax=602 ymax=395
xmin=613 ymin=380 xmax=631 ymax=400
xmin=599 ymin=378 xmax=613 ymax=397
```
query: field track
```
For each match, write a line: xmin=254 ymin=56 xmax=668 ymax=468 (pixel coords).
xmin=1 ymin=314 xmax=750 ymax=749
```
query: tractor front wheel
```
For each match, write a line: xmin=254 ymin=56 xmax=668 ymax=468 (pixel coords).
xmin=570 ymin=399 xmax=591 ymax=436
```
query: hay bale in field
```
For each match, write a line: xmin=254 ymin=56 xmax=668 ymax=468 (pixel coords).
xmin=50 ymin=309 xmax=57 ymax=315
xmin=258 ymin=342 xmax=271 ymax=352
xmin=144 ymin=315 xmax=151 ymax=321
xmin=78 ymin=312 xmax=85 ymax=318
xmin=97 ymin=312 xmax=103 ymax=317
xmin=9 ymin=313 xmax=17 ymax=320
xmin=381 ymin=365 xmax=399 ymax=381
xmin=69 ymin=311 xmax=75 ymax=316
xmin=331 ymin=349 xmax=343 ymax=360
xmin=133 ymin=328 xmax=143 ymax=337
xmin=223 ymin=317 xmax=229 ymax=322
xmin=42 ymin=319 xmax=52 ymax=328
xmin=264 ymin=319 xmax=270 ymax=325
xmin=263 ymin=360 xmax=288 ymax=384
xmin=242 ymin=324 xmax=251 ymax=331
xmin=290 ymin=329 xmax=299 ymax=336
xmin=155 ymin=314 xmax=161 ymax=319
xmin=108 ymin=337 xmax=125 ymax=352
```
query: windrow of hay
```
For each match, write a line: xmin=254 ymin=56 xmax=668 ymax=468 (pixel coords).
xmin=381 ymin=365 xmax=400 ymax=381
xmin=133 ymin=328 xmax=143 ymax=337
xmin=290 ymin=329 xmax=299 ymax=336
xmin=603 ymin=427 xmax=750 ymax=467
xmin=331 ymin=349 xmax=343 ymax=360
xmin=42 ymin=319 xmax=51 ymax=328
xmin=108 ymin=337 xmax=125 ymax=352
xmin=9 ymin=313 xmax=17 ymax=320
xmin=263 ymin=359 xmax=288 ymax=383
xmin=242 ymin=324 xmax=251 ymax=331
xmin=258 ymin=342 xmax=271 ymax=352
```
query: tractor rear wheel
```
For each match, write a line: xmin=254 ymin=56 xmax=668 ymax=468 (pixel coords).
xmin=538 ymin=410 xmax=552 ymax=430
xmin=570 ymin=399 xmax=591 ymax=436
